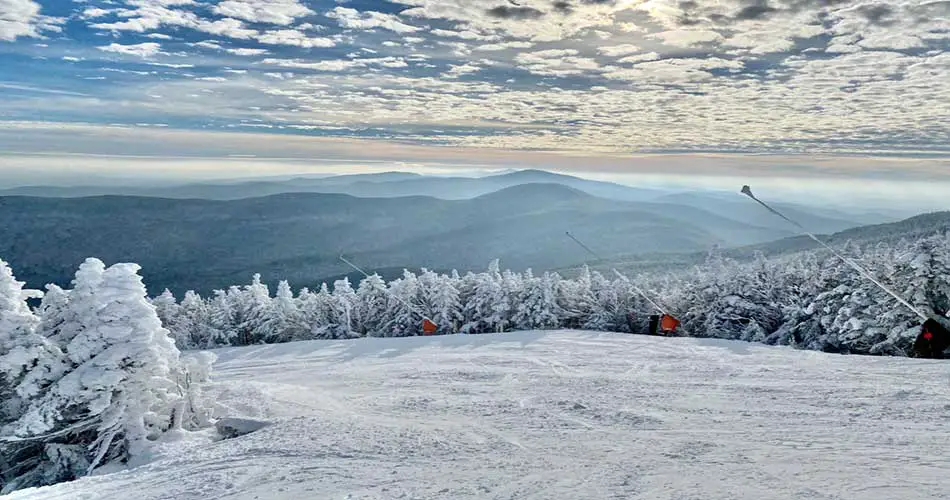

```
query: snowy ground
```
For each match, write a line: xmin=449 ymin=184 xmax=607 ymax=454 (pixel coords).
xmin=8 ymin=331 xmax=950 ymax=500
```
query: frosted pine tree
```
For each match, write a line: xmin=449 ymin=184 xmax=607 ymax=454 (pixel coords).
xmin=207 ymin=289 xmax=238 ymax=346
xmin=511 ymin=270 xmax=561 ymax=330
xmin=557 ymin=266 xmax=596 ymax=329
xmin=456 ymin=271 xmax=479 ymax=330
xmin=431 ymin=272 xmax=463 ymax=334
xmin=384 ymin=271 xmax=422 ymax=336
xmin=326 ymin=278 xmax=359 ymax=339
xmin=356 ymin=274 xmax=389 ymax=336
xmin=35 ymin=284 xmax=70 ymax=342
xmin=297 ymin=286 xmax=332 ymax=340
xmin=462 ymin=262 xmax=510 ymax=333
xmin=584 ymin=271 xmax=625 ymax=332
xmin=233 ymin=275 xmax=275 ymax=345
xmin=270 ymin=280 xmax=305 ymax=342
xmin=3 ymin=262 xmax=212 ymax=492
xmin=175 ymin=291 xmax=221 ymax=350
xmin=149 ymin=289 xmax=180 ymax=332
xmin=0 ymin=260 xmax=65 ymax=425
xmin=50 ymin=258 xmax=105 ymax=348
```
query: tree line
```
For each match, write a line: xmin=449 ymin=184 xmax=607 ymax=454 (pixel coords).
xmin=144 ymin=232 xmax=950 ymax=357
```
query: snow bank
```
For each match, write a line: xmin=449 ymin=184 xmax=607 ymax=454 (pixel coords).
xmin=8 ymin=330 xmax=950 ymax=500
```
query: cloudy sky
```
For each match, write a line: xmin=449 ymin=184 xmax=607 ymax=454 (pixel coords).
xmin=1 ymin=0 xmax=949 ymax=196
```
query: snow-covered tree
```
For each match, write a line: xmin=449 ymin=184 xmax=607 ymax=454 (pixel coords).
xmin=35 ymin=284 xmax=69 ymax=342
xmin=207 ymin=289 xmax=238 ymax=346
xmin=326 ymin=278 xmax=359 ymax=339
xmin=50 ymin=258 xmax=105 ymax=349
xmin=383 ymin=271 xmax=422 ymax=337
xmin=557 ymin=266 xmax=596 ymax=329
xmin=462 ymin=261 xmax=512 ymax=334
xmin=356 ymin=274 xmax=389 ymax=336
xmin=429 ymin=271 xmax=463 ymax=334
xmin=0 ymin=260 xmax=64 ymax=425
xmin=297 ymin=286 xmax=332 ymax=340
xmin=173 ymin=291 xmax=221 ymax=350
xmin=511 ymin=270 xmax=562 ymax=331
xmin=149 ymin=289 xmax=180 ymax=333
xmin=1 ymin=262 xmax=213 ymax=493
xmin=233 ymin=274 xmax=276 ymax=345
xmin=270 ymin=280 xmax=305 ymax=342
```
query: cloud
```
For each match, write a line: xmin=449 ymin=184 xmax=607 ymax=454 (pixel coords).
xmin=474 ymin=41 xmax=534 ymax=51
xmin=429 ymin=28 xmax=497 ymax=41
xmin=515 ymin=49 xmax=601 ymax=77
xmin=2 ymin=0 xmax=950 ymax=163
xmin=195 ymin=18 xmax=258 ymax=39
xmin=616 ymin=52 xmax=661 ymax=64
xmin=97 ymin=42 xmax=163 ymax=58
xmin=597 ymin=44 xmax=641 ymax=57
xmin=260 ymin=57 xmax=407 ymax=71
xmin=326 ymin=7 xmax=421 ymax=34
xmin=81 ymin=8 xmax=113 ymax=20
xmin=486 ymin=5 xmax=545 ymax=20
xmin=256 ymin=29 xmax=335 ymax=48
xmin=444 ymin=62 xmax=481 ymax=78
xmin=226 ymin=47 xmax=269 ymax=56
xmin=0 ymin=0 xmax=61 ymax=41
xmin=89 ymin=5 xmax=199 ymax=33
xmin=649 ymin=29 xmax=724 ymax=47
xmin=212 ymin=0 xmax=313 ymax=26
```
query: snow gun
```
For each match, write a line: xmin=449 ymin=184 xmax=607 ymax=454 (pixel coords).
xmin=740 ymin=185 xmax=950 ymax=358
xmin=564 ymin=231 xmax=680 ymax=336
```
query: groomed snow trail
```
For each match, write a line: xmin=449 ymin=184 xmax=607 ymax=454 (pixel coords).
xmin=8 ymin=331 xmax=950 ymax=500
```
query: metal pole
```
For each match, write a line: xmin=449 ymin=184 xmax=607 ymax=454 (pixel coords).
xmin=339 ymin=255 xmax=434 ymax=324
xmin=564 ymin=231 xmax=670 ymax=316
xmin=740 ymin=185 xmax=929 ymax=322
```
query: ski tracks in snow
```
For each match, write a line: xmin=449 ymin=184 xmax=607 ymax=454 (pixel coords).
xmin=10 ymin=330 xmax=950 ymax=500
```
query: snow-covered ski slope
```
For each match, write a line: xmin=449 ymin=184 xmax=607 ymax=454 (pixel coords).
xmin=9 ymin=331 xmax=950 ymax=500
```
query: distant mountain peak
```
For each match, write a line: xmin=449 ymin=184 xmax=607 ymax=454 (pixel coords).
xmin=474 ymin=182 xmax=590 ymax=201
xmin=490 ymin=169 xmax=575 ymax=180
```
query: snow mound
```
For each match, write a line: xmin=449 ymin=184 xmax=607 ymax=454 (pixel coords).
xmin=9 ymin=330 xmax=950 ymax=500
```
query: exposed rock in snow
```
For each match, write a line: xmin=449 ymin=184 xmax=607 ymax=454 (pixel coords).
xmin=214 ymin=417 xmax=271 ymax=439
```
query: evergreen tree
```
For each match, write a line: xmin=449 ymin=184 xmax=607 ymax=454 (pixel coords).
xmin=270 ymin=280 xmax=305 ymax=342
xmin=356 ymin=275 xmax=389 ymax=336
xmin=51 ymin=258 xmax=105 ymax=349
xmin=207 ymin=289 xmax=238 ymax=347
xmin=2 ymin=262 xmax=213 ymax=493
xmin=384 ymin=271 xmax=422 ymax=337
xmin=327 ymin=279 xmax=359 ymax=339
xmin=234 ymin=274 xmax=275 ymax=345
xmin=557 ymin=266 xmax=595 ymax=329
xmin=149 ymin=289 xmax=180 ymax=333
xmin=431 ymin=272 xmax=463 ymax=334
xmin=463 ymin=262 xmax=510 ymax=333
xmin=297 ymin=286 xmax=331 ymax=340
xmin=512 ymin=270 xmax=561 ymax=330
xmin=35 ymin=284 xmax=70 ymax=342
xmin=0 ymin=260 xmax=65 ymax=425
xmin=175 ymin=291 xmax=220 ymax=350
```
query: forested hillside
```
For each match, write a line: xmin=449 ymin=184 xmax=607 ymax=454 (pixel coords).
xmin=0 ymin=184 xmax=798 ymax=294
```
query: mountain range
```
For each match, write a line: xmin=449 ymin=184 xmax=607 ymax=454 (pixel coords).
xmin=595 ymin=210 xmax=950 ymax=278
xmin=0 ymin=169 xmax=915 ymax=295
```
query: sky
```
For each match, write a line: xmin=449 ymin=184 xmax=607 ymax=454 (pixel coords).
xmin=0 ymin=0 xmax=949 ymax=204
